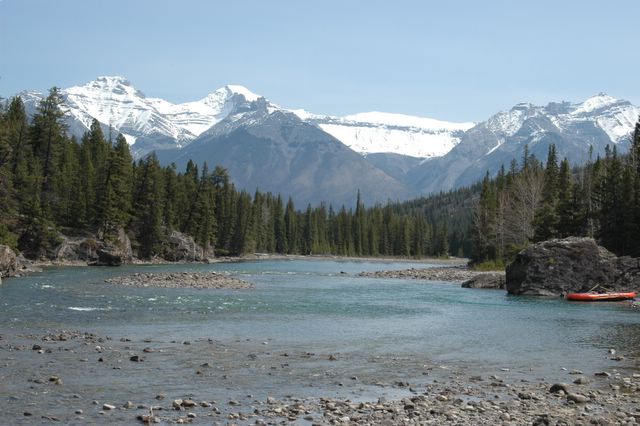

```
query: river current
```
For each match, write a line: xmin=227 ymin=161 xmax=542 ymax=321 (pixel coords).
xmin=0 ymin=259 xmax=638 ymax=423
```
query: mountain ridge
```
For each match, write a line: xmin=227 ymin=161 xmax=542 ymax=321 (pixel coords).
xmin=11 ymin=76 xmax=640 ymax=206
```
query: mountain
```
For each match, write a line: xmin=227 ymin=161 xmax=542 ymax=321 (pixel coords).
xmin=156 ymin=99 xmax=411 ymax=207
xmin=291 ymin=109 xmax=473 ymax=158
xmin=12 ymin=77 xmax=639 ymax=206
xmin=19 ymin=76 xmax=262 ymax=156
xmin=409 ymin=94 xmax=639 ymax=195
xmin=18 ymin=76 xmax=470 ymax=160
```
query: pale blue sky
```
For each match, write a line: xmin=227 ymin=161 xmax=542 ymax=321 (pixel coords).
xmin=1 ymin=0 xmax=638 ymax=122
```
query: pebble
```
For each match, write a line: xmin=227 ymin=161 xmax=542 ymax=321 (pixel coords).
xmin=102 ymin=403 xmax=116 ymax=410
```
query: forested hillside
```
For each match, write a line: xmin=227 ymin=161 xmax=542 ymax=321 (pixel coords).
xmin=0 ymin=89 xmax=468 ymax=260
xmin=471 ymin=120 xmax=640 ymax=266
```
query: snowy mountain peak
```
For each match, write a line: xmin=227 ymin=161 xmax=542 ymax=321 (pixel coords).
xmin=94 ymin=75 xmax=132 ymax=86
xmin=573 ymin=93 xmax=621 ymax=115
xmin=223 ymin=85 xmax=261 ymax=102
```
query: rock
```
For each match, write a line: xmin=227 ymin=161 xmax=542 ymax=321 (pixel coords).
xmin=567 ymin=393 xmax=589 ymax=403
xmin=0 ymin=245 xmax=19 ymax=280
xmin=461 ymin=273 xmax=505 ymax=289
xmin=172 ymin=400 xmax=183 ymax=410
xmin=506 ymin=237 xmax=640 ymax=296
xmin=52 ymin=236 xmax=100 ymax=263
xmin=267 ymin=396 xmax=277 ymax=404
xmin=123 ymin=401 xmax=135 ymax=409
xmin=129 ymin=355 xmax=143 ymax=362
xmin=574 ymin=376 xmax=590 ymax=385
xmin=102 ymin=403 xmax=116 ymax=410
xmin=164 ymin=230 xmax=212 ymax=262
xmin=32 ymin=344 xmax=42 ymax=351
xmin=93 ymin=248 xmax=124 ymax=267
xmin=550 ymin=383 xmax=571 ymax=394
xmin=181 ymin=399 xmax=196 ymax=407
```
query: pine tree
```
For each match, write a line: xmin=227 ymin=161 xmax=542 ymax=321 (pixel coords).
xmin=96 ymin=134 xmax=133 ymax=236
xmin=132 ymin=154 xmax=165 ymax=258
xmin=30 ymin=87 xmax=67 ymax=219
xmin=533 ymin=145 xmax=560 ymax=241
xmin=284 ymin=197 xmax=297 ymax=254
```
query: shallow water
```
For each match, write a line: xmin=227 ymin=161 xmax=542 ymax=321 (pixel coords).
xmin=2 ymin=259 xmax=638 ymax=369
xmin=1 ymin=259 xmax=639 ymax=424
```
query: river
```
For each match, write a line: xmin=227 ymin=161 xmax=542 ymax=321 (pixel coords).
xmin=0 ymin=259 xmax=638 ymax=424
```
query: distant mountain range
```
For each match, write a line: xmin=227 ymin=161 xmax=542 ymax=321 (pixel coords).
xmin=15 ymin=77 xmax=639 ymax=206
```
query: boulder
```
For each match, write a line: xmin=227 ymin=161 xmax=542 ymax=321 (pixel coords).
xmin=506 ymin=237 xmax=640 ymax=296
xmin=55 ymin=229 xmax=132 ymax=266
xmin=461 ymin=273 xmax=505 ymax=289
xmin=0 ymin=245 xmax=19 ymax=280
xmin=164 ymin=230 xmax=212 ymax=262
xmin=53 ymin=236 xmax=101 ymax=262
xmin=93 ymin=249 xmax=124 ymax=266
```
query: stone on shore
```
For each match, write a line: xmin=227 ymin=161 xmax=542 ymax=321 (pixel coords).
xmin=506 ymin=237 xmax=640 ymax=296
xmin=164 ymin=230 xmax=213 ymax=262
xmin=0 ymin=245 xmax=19 ymax=281
xmin=461 ymin=272 xmax=505 ymax=289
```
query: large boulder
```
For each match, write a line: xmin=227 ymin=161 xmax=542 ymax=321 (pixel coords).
xmin=90 ymin=229 xmax=133 ymax=266
xmin=0 ymin=245 xmax=20 ymax=281
xmin=164 ymin=231 xmax=212 ymax=262
xmin=53 ymin=236 xmax=101 ymax=262
xmin=506 ymin=237 xmax=640 ymax=296
xmin=55 ymin=229 xmax=133 ymax=266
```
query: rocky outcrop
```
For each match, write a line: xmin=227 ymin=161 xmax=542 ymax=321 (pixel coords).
xmin=461 ymin=273 xmax=505 ymax=289
xmin=0 ymin=245 xmax=20 ymax=281
xmin=54 ymin=229 xmax=133 ymax=266
xmin=53 ymin=236 xmax=101 ymax=262
xmin=506 ymin=237 xmax=640 ymax=296
xmin=164 ymin=230 xmax=212 ymax=262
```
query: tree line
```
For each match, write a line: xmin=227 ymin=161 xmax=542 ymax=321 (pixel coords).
xmin=471 ymin=119 xmax=640 ymax=266
xmin=0 ymin=89 xmax=456 ymax=260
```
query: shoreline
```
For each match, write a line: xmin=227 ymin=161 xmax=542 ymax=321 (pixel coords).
xmin=7 ymin=254 xmax=470 ymax=279
xmin=1 ymin=327 xmax=637 ymax=425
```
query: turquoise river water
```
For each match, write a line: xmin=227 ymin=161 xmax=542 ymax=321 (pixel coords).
xmin=0 ymin=259 xmax=638 ymax=424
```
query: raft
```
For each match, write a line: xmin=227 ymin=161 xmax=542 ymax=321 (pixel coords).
xmin=566 ymin=292 xmax=637 ymax=302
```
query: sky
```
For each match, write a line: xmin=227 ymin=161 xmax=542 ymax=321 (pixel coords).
xmin=0 ymin=0 xmax=639 ymax=122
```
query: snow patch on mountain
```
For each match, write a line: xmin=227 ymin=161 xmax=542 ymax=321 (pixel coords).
xmin=291 ymin=110 xmax=474 ymax=158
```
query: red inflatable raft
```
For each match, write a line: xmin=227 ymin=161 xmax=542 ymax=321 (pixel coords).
xmin=566 ymin=292 xmax=637 ymax=301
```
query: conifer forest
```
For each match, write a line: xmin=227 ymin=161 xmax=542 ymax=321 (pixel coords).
xmin=1 ymin=88 xmax=639 ymax=264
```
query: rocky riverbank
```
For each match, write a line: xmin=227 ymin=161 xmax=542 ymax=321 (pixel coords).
xmin=358 ymin=266 xmax=505 ymax=288
xmin=0 ymin=329 xmax=638 ymax=425
xmin=104 ymin=271 xmax=253 ymax=289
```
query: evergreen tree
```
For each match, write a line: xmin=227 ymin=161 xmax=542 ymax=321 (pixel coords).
xmin=132 ymin=154 xmax=165 ymax=258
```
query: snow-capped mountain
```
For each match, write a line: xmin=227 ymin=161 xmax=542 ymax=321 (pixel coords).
xmin=291 ymin=109 xmax=473 ymax=158
xmin=19 ymin=76 xmax=264 ymax=156
xmin=156 ymin=100 xmax=411 ymax=207
xmin=18 ymin=76 xmax=472 ymax=160
xmin=12 ymin=76 xmax=640 ymax=204
xmin=409 ymin=94 xmax=640 ymax=195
